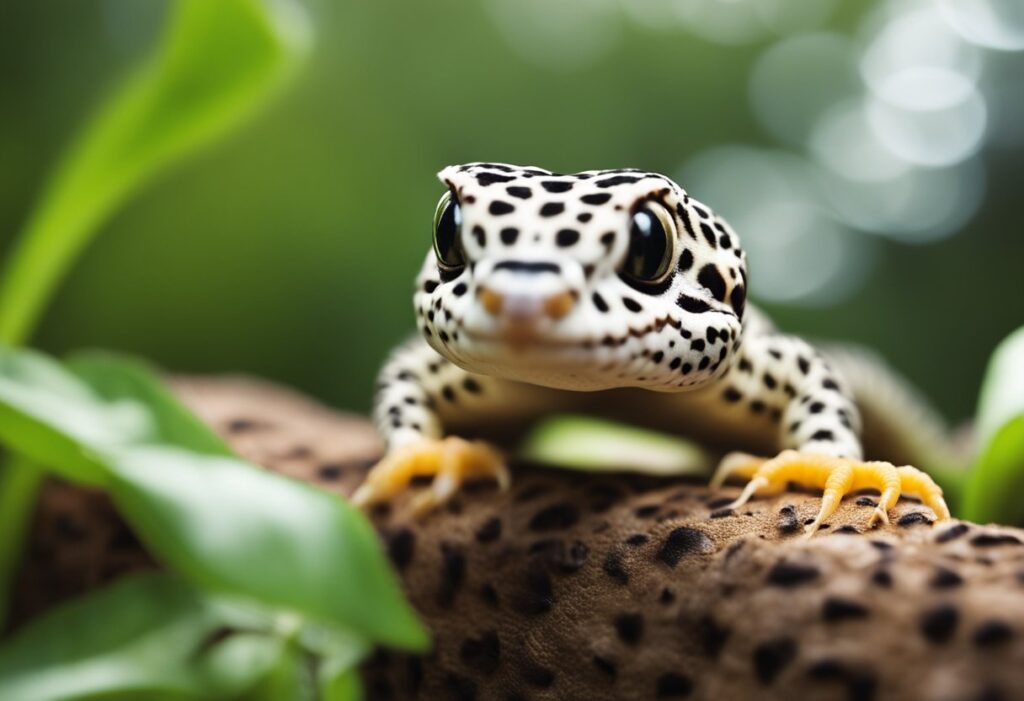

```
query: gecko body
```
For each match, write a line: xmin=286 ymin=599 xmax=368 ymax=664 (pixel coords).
xmin=357 ymin=163 xmax=948 ymax=531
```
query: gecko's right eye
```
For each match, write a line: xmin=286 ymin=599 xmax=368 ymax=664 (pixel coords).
xmin=433 ymin=191 xmax=465 ymax=270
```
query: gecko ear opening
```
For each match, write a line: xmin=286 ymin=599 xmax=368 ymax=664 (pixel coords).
xmin=621 ymin=201 xmax=675 ymax=287
xmin=433 ymin=190 xmax=466 ymax=271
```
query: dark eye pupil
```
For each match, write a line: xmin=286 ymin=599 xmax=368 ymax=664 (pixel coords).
xmin=626 ymin=209 xmax=669 ymax=280
xmin=434 ymin=198 xmax=464 ymax=267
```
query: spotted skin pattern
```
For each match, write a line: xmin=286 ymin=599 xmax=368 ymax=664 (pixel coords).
xmin=357 ymin=163 xmax=948 ymax=529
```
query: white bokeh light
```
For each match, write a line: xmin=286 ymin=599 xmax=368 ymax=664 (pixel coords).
xmin=818 ymin=156 xmax=986 ymax=243
xmin=809 ymin=98 xmax=912 ymax=183
xmin=680 ymin=147 xmax=871 ymax=305
xmin=749 ymin=33 xmax=860 ymax=147
xmin=860 ymin=2 xmax=982 ymax=110
xmin=938 ymin=0 xmax=1024 ymax=51
xmin=866 ymin=88 xmax=988 ymax=167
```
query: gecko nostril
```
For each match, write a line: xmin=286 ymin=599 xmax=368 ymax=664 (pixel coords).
xmin=544 ymin=290 xmax=577 ymax=320
xmin=478 ymin=286 xmax=504 ymax=316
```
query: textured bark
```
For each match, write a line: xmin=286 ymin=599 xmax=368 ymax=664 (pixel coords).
xmin=12 ymin=377 xmax=1024 ymax=701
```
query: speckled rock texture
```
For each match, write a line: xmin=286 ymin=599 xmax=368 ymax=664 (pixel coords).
xmin=13 ymin=377 xmax=1024 ymax=701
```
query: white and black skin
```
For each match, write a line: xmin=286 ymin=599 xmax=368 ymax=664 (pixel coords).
xmin=372 ymin=163 xmax=865 ymax=466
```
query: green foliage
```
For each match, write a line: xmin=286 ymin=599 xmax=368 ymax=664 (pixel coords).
xmin=0 ymin=346 xmax=427 ymax=650
xmin=0 ymin=0 xmax=310 ymax=633
xmin=0 ymin=573 xmax=284 ymax=701
xmin=962 ymin=327 xmax=1024 ymax=524
xmin=0 ymin=0 xmax=309 ymax=346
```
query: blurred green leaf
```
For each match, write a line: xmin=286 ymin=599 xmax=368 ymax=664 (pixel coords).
xmin=0 ymin=345 xmax=428 ymax=651
xmin=0 ymin=0 xmax=310 ymax=346
xmin=962 ymin=327 xmax=1024 ymax=524
xmin=0 ymin=347 xmax=229 ymax=485
xmin=520 ymin=414 xmax=709 ymax=476
xmin=107 ymin=445 xmax=428 ymax=651
xmin=0 ymin=573 xmax=279 ymax=701
xmin=67 ymin=352 xmax=231 ymax=457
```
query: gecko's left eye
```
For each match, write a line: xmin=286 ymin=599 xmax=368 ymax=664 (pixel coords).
xmin=622 ymin=201 xmax=675 ymax=285
xmin=433 ymin=191 xmax=465 ymax=270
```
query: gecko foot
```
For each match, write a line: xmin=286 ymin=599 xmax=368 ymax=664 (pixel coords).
xmin=351 ymin=437 xmax=509 ymax=514
xmin=710 ymin=449 xmax=949 ymax=537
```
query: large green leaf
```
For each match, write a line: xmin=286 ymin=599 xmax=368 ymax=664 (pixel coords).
xmin=107 ymin=446 xmax=428 ymax=651
xmin=0 ymin=0 xmax=310 ymax=346
xmin=0 ymin=573 xmax=280 ymax=701
xmin=0 ymin=345 xmax=428 ymax=651
xmin=962 ymin=327 xmax=1024 ymax=524
xmin=0 ymin=347 xmax=229 ymax=486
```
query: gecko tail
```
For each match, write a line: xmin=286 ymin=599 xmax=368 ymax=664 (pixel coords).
xmin=818 ymin=343 xmax=971 ymax=472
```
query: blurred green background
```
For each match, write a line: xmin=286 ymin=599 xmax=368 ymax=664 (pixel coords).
xmin=1 ymin=0 xmax=1021 ymax=422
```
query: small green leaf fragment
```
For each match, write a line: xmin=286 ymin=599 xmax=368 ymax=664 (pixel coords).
xmin=520 ymin=415 xmax=709 ymax=476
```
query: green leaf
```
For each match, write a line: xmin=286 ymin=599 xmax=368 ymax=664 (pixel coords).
xmin=106 ymin=446 xmax=429 ymax=651
xmin=520 ymin=414 xmax=709 ymax=476
xmin=0 ymin=573 xmax=279 ymax=701
xmin=0 ymin=346 xmax=427 ymax=651
xmin=0 ymin=347 xmax=229 ymax=485
xmin=0 ymin=0 xmax=310 ymax=346
xmin=962 ymin=327 xmax=1024 ymax=524
xmin=67 ymin=352 xmax=231 ymax=457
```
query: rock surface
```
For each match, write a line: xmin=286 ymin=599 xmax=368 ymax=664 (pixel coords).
xmin=13 ymin=377 xmax=1024 ymax=700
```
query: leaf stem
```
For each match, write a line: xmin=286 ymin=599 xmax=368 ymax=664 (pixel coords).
xmin=0 ymin=456 xmax=43 ymax=630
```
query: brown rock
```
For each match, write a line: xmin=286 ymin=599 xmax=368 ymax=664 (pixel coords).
xmin=12 ymin=377 xmax=1024 ymax=700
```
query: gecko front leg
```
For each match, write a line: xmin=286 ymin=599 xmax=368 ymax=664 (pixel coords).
xmin=354 ymin=336 xmax=556 ymax=513
xmin=708 ymin=332 xmax=949 ymax=534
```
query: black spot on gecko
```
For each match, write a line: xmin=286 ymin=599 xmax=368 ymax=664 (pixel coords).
xmin=677 ymin=295 xmax=711 ymax=313
xmin=597 ymin=175 xmax=641 ymax=187
xmin=476 ymin=172 xmax=514 ymax=186
xmin=489 ymin=200 xmax=514 ymax=215
xmin=622 ymin=297 xmax=642 ymax=313
xmin=603 ymin=550 xmax=630 ymax=585
xmin=678 ymin=249 xmax=694 ymax=272
xmin=582 ymin=192 xmax=613 ymax=204
xmin=539 ymin=202 xmax=564 ymax=217
xmin=506 ymin=186 xmax=532 ymax=199
xmin=541 ymin=180 xmax=573 ymax=193
xmin=500 ymin=227 xmax=519 ymax=245
xmin=699 ymin=223 xmax=717 ymax=248
xmin=556 ymin=228 xmax=580 ymax=247
xmin=697 ymin=264 xmax=727 ymax=302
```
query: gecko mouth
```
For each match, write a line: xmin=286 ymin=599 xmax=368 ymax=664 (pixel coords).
xmin=458 ymin=312 xmax=684 ymax=351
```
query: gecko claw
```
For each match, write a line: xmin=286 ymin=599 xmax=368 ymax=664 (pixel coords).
xmin=711 ymin=450 xmax=947 ymax=536
xmin=353 ymin=437 xmax=508 ymax=513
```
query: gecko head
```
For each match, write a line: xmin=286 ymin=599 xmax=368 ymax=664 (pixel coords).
xmin=413 ymin=163 xmax=748 ymax=392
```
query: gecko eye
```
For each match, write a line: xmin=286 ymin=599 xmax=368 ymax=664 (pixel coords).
xmin=433 ymin=191 xmax=465 ymax=270
xmin=622 ymin=201 xmax=675 ymax=285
